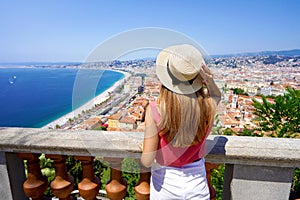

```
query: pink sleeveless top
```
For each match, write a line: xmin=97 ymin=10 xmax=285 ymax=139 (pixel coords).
xmin=150 ymin=102 xmax=212 ymax=167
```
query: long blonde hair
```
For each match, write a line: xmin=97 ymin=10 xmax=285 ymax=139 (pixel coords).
xmin=157 ymin=85 xmax=217 ymax=147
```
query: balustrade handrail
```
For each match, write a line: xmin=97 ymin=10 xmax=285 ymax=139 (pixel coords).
xmin=0 ymin=127 xmax=299 ymax=167
xmin=1 ymin=127 xmax=300 ymax=200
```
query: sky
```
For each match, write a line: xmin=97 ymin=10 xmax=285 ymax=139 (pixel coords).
xmin=0 ymin=0 xmax=300 ymax=62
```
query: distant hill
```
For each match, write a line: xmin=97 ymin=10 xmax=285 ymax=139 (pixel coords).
xmin=2 ymin=49 xmax=300 ymax=65
xmin=212 ymin=49 xmax=300 ymax=58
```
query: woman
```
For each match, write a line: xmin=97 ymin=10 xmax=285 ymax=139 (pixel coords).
xmin=141 ymin=44 xmax=221 ymax=200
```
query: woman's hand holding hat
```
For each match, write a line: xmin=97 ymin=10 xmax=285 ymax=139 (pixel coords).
xmin=199 ymin=64 xmax=221 ymax=105
xmin=199 ymin=64 xmax=213 ymax=85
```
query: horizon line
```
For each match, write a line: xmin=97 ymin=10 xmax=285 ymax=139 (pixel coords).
xmin=1 ymin=48 xmax=300 ymax=64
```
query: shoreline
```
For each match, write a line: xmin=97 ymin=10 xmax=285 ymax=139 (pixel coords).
xmin=42 ymin=69 xmax=131 ymax=129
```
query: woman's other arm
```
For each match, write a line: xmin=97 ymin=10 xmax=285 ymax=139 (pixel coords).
xmin=141 ymin=105 xmax=159 ymax=168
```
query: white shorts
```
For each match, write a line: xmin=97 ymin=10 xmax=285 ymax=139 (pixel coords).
xmin=150 ymin=158 xmax=210 ymax=200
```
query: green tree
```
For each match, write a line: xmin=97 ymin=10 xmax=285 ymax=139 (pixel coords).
xmin=211 ymin=114 xmax=222 ymax=135
xmin=231 ymin=88 xmax=249 ymax=96
xmin=94 ymin=126 xmax=107 ymax=131
xmin=236 ymin=126 xmax=263 ymax=137
xmin=222 ymin=128 xmax=235 ymax=136
xmin=252 ymin=87 xmax=300 ymax=138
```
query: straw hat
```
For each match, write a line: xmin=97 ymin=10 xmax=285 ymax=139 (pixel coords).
xmin=156 ymin=44 xmax=205 ymax=94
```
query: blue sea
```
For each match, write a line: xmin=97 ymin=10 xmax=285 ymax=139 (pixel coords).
xmin=0 ymin=68 xmax=124 ymax=127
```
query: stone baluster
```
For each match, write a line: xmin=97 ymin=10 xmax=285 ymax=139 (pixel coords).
xmin=134 ymin=160 xmax=150 ymax=200
xmin=74 ymin=156 xmax=100 ymax=200
xmin=46 ymin=155 xmax=74 ymax=200
xmin=17 ymin=153 xmax=47 ymax=200
xmin=205 ymin=162 xmax=219 ymax=200
xmin=105 ymin=157 xmax=127 ymax=200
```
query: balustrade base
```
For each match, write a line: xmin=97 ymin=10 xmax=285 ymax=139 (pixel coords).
xmin=224 ymin=164 xmax=295 ymax=200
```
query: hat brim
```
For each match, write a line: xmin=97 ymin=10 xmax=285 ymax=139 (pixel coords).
xmin=156 ymin=49 xmax=203 ymax=95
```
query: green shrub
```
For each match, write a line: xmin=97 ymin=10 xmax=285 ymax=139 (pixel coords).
xmin=210 ymin=164 xmax=225 ymax=200
xmin=292 ymin=168 xmax=300 ymax=192
xmin=122 ymin=158 xmax=140 ymax=199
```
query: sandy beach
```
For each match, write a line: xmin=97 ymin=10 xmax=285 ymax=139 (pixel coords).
xmin=43 ymin=69 xmax=131 ymax=129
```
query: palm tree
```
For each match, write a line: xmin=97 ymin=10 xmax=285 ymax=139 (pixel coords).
xmin=252 ymin=87 xmax=300 ymax=138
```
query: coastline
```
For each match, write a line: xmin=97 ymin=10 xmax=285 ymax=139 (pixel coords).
xmin=42 ymin=69 xmax=131 ymax=129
